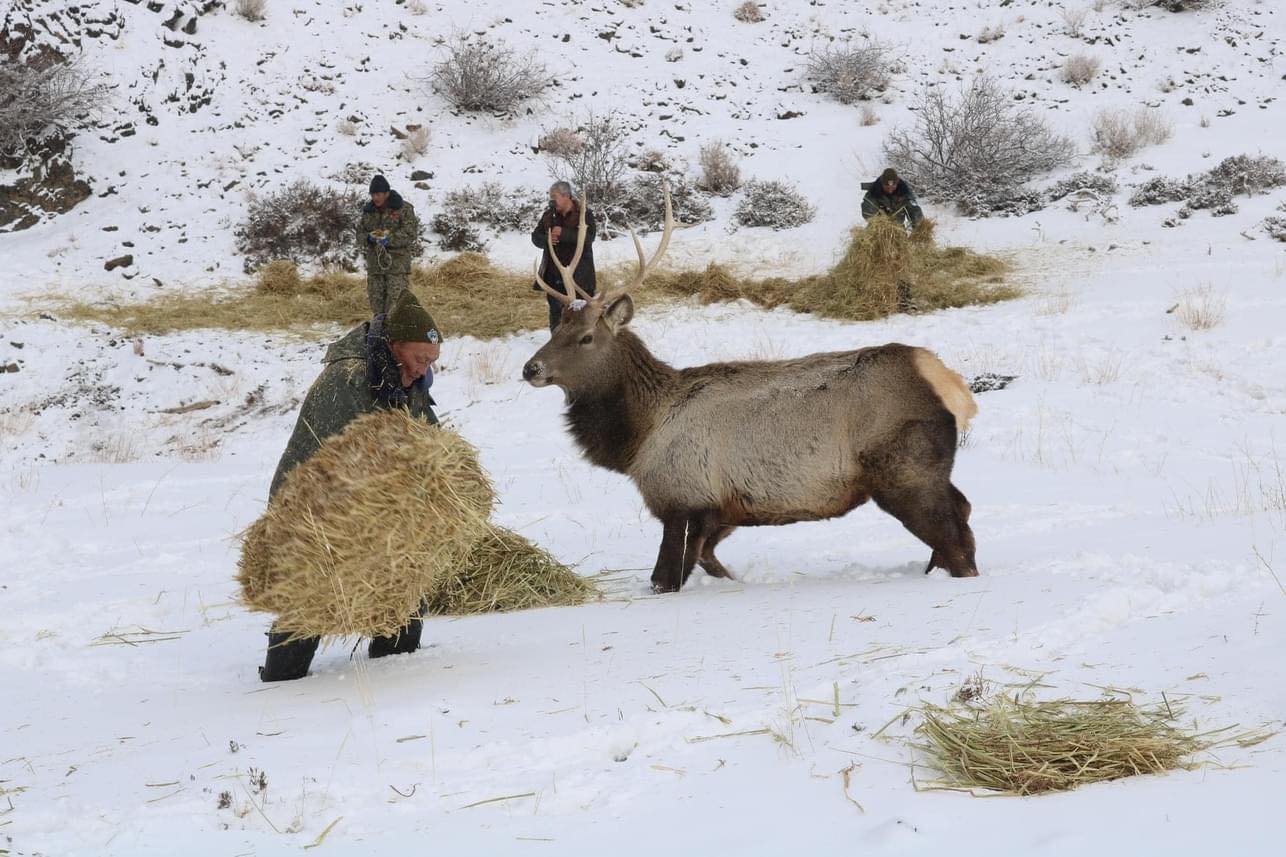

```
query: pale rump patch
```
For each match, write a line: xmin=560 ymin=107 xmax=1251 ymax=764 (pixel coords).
xmin=912 ymin=349 xmax=978 ymax=433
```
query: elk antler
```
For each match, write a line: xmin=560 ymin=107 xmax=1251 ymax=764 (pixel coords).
xmin=601 ymin=185 xmax=673 ymax=305
xmin=533 ymin=194 xmax=593 ymax=305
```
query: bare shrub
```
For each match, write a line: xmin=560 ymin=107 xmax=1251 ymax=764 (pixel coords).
xmin=1174 ymin=285 xmax=1226 ymax=331
xmin=336 ymin=118 xmax=357 ymax=136
xmin=1061 ymin=53 xmax=1101 ymax=87
xmin=442 ymin=182 xmax=543 ymax=232
xmin=615 ymin=172 xmax=713 ymax=231
xmin=697 ymin=141 xmax=741 ymax=196
xmin=734 ymin=179 xmax=816 ymax=230
xmin=408 ymin=0 xmax=428 ymax=14
xmin=1060 ymin=6 xmax=1091 ymax=37
xmin=0 ymin=58 xmax=109 ymax=156
xmin=883 ymin=77 xmax=1075 ymax=213
xmin=1091 ymin=107 xmax=1171 ymax=160
xmin=544 ymin=111 xmax=631 ymax=214
xmin=860 ymin=104 xmax=879 ymax=126
xmin=665 ymin=47 xmax=683 ymax=62
xmin=734 ymin=2 xmax=765 ymax=23
xmin=1262 ymin=215 xmax=1286 ymax=242
xmin=426 ymin=35 xmax=551 ymax=114
xmin=807 ymin=41 xmax=890 ymax=104
xmin=400 ymin=126 xmax=431 ymax=161
xmin=234 ymin=180 xmax=366 ymax=272
xmin=632 ymin=148 xmax=669 ymax=173
xmin=539 ymin=127 xmax=584 ymax=158
xmin=430 ymin=214 xmax=486 ymax=252
xmin=234 ymin=0 xmax=267 ymax=22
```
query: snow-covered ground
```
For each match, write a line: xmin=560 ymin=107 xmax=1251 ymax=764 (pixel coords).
xmin=2 ymin=1 xmax=1285 ymax=855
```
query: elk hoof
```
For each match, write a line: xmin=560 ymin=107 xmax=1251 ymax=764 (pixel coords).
xmin=650 ymin=580 xmax=680 ymax=594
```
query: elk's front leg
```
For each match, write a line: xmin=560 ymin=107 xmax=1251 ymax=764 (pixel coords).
xmin=651 ymin=515 xmax=693 ymax=593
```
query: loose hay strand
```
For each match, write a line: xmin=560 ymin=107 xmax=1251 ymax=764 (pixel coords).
xmin=913 ymin=694 xmax=1242 ymax=796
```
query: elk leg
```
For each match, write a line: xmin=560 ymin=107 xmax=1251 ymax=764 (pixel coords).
xmin=651 ymin=516 xmax=691 ymax=593
xmin=679 ymin=512 xmax=721 ymax=586
xmin=699 ymin=525 xmax=737 ymax=580
xmin=875 ymin=482 xmax=978 ymax=578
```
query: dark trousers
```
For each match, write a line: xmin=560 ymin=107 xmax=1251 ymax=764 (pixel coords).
xmin=545 ymin=283 xmax=596 ymax=331
xmin=259 ymin=599 xmax=430 ymax=682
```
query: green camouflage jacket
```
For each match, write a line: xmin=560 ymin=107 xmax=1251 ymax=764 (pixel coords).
xmin=356 ymin=191 xmax=422 ymax=274
xmin=269 ymin=320 xmax=438 ymax=498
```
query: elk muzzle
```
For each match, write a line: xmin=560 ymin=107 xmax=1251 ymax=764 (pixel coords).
xmin=522 ymin=358 xmax=549 ymax=386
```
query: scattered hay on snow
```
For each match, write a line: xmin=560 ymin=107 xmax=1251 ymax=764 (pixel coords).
xmin=915 ymin=693 xmax=1270 ymax=796
xmin=237 ymin=410 xmax=494 ymax=640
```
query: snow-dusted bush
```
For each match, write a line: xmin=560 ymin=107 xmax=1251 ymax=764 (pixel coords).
xmin=1129 ymin=176 xmax=1192 ymax=206
xmin=0 ymin=58 xmax=107 ymax=156
xmin=1205 ymin=154 xmax=1286 ymax=196
xmin=958 ymin=186 xmax=1047 ymax=218
xmin=976 ymin=24 xmax=1006 ymax=44
xmin=883 ymin=78 xmax=1074 ymax=212
xmin=234 ymin=181 xmax=366 ymax=272
xmin=806 ymin=41 xmax=890 ymax=105
xmin=233 ymin=0 xmax=266 ymax=22
xmin=1091 ymin=107 xmax=1170 ymax=161
xmin=1060 ymin=6 xmax=1091 ymax=37
xmin=442 ymin=182 xmax=543 ymax=232
xmin=545 ymin=112 xmax=632 ymax=213
xmin=1263 ymin=215 xmax=1286 ymax=242
xmin=430 ymin=214 xmax=486 ymax=253
xmin=1061 ymin=53 xmax=1101 ymax=87
xmin=1047 ymin=171 xmax=1118 ymax=202
xmin=632 ymin=148 xmax=669 ymax=173
xmin=539 ymin=127 xmax=584 ymax=158
xmin=734 ymin=2 xmax=765 ymax=23
xmin=427 ymin=35 xmax=551 ymax=114
xmin=1129 ymin=155 xmax=1285 ymax=209
xmin=614 ymin=173 xmax=713 ymax=231
xmin=697 ymin=141 xmax=741 ymax=196
xmin=734 ymin=179 xmax=816 ymax=230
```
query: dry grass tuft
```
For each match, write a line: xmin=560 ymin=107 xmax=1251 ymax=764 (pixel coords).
xmin=237 ymin=410 xmax=494 ymax=640
xmin=425 ymin=527 xmax=598 ymax=615
xmin=917 ymin=694 xmax=1238 ymax=795
xmin=1174 ymin=284 xmax=1226 ymax=331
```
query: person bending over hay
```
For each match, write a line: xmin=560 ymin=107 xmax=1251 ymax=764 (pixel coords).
xmin=243 ymin=292 xmax=495 ymax=682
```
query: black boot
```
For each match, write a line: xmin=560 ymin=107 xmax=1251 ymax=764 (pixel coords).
xmin=259 ymin=630 xmax=320 ymax=682
xmin=368 ymin=600 xmax=428 ymax=659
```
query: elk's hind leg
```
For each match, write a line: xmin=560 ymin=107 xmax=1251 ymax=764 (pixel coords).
xmin=699 ymin=525 xmax=737 ymax=580
xmin=875 ymin=482 xmax=977 ymax=578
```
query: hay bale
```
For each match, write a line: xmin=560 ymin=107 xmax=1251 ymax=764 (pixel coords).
xmin=425 ymin=527 xmax=598 ymax=615
xmin=916 ymin=694 xmax=1212 ymax=795
xmin=237 ymin=410 xmax=494 ymax=639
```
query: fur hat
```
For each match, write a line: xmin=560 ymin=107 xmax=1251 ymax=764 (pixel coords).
xmin=386 ymin=292 xmax=441 ymax=344
xmin=369 ymin=174 xmax=391 ymax=194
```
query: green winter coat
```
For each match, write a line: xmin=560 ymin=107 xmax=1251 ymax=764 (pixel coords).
xmin=269 ymin=320 xmax=438 ymax=498
xmin=356 ymin=191 xmax=422 ymax=274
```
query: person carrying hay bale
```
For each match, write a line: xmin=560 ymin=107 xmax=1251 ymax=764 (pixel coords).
xmin=253 ymin=290 xmax=453 ymax=682
xmin=860 ymin=167 xmax=925 ymax=230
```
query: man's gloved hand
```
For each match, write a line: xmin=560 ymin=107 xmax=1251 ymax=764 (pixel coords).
xmin=366 ymin=233 xmax=376 ymax=246
xmin=378 ymin=236 xmax=391 ymax=248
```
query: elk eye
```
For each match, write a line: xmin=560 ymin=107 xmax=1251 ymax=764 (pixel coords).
xmin=578 ymin=334 xmax=594 ymax=346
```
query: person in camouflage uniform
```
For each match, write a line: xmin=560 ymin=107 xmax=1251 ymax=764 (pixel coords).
xmin=258 ymin=291 xmax=444 ymax=682
xmin=860 ymin=168 xmax=925 ymax=229
xmin=358 ymin=174 xmax=422 ymax=315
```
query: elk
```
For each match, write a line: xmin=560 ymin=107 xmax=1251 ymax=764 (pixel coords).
xmin=521 ymin=191 xmax=979 ymax=593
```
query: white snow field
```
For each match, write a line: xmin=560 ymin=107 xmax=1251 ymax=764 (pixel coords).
xmin=2 ymin=0 xmax=1284 ymax=855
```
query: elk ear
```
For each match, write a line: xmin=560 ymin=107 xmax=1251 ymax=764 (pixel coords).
xmin=603 ymin=294 xmax=635 ymax=332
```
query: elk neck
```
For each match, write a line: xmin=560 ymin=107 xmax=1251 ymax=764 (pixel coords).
xmin=563 ymin=330 xmax=676 ymax=474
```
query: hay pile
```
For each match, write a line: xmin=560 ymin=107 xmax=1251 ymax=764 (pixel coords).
xmin=916 ymin=694 xmax=1215 ymax=795
xmin=425 ymin=526 xmax=598 ymax=616
xmin=237 ymin=410 xmax=495 ymax=639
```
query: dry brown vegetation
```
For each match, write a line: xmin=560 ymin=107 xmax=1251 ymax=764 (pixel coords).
xmin=53 ymin=220 xmax=1015 ymax=337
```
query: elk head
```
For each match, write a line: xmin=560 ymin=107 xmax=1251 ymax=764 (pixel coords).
xmin=522 ymin=190 xmax=673 ymax=394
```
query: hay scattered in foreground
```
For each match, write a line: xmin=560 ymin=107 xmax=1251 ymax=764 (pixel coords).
xmin=237 ymin=410 xmax=494 ymax=640
xmin=916 ymin=694 xmax=1253 ymax=796
xmin=50 ymin=218 xmax=1015 ymax=337
xmin=426 ymin=527 xmax=598 ymax=616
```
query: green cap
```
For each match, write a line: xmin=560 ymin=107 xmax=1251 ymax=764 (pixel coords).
xmin=385 ymin=291 xmax=442 ymax=344
xmin=880 ymin=168 xmax=899 ymax=184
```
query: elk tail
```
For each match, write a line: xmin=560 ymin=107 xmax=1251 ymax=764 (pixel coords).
xmin=912 ymin=348 xmax=978 ymax=433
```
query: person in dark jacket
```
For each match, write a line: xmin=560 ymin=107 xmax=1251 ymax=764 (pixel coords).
xmin=530 ymin=181 xmax=597 ymax=331
xmin=860 ymin=168 xmax=925 ymax=228
xmin=258 ymin=291 xmax=444 ymax=682
xmin=358 ymin=174 xmax=423 ymax=315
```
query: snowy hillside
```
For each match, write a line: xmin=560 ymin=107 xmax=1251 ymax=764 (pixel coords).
xmin=3 ymin=0 xmax=1286 ymax=855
